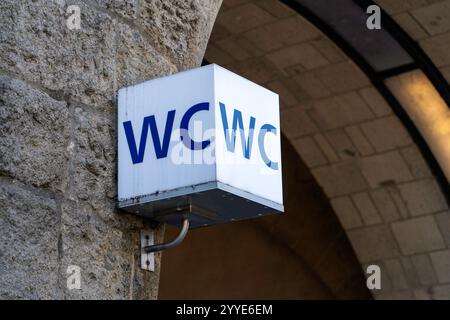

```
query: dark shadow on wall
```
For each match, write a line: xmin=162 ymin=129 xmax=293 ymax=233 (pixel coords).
xmin=158 ymin=135 xmax=372 ymax=299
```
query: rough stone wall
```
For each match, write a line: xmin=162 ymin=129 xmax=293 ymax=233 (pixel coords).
xmin=0 ymin=0 xmax=221 ymax=299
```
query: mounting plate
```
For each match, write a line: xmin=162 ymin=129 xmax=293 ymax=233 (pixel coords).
xmin=140 ymin=230 xmax=154 ymax=272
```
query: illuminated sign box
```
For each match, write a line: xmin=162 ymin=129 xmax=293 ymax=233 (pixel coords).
xmin=118 ymin=64 xmax=283 ymax=228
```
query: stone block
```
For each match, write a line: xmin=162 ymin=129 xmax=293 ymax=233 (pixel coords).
xmin=96 ymin=0 xmax=139 ymax=20
xmin=265 ymin=80 xmax=298 ymax=107
xmin=359 ymin=87 xmax=392 ymax=117
xmin=330 ymin=196 xmax=363 ymax=229
xmin=0 ymin=0 xmax=117 ymax=107
xmin=399 ymin=179 xmax=448 ymax=216
xmin=293 ymin=72 xmax=332 ymax=99
xmin=222 ymin=0 xmax=250 ymax=8
xmin=311 ymin=37 xmax=345 ymax=63
xmin=314 ymin=62 xmax=370 ymax=93
xmin=215 ymin=36 xmax=253 ymax=61
xmin=139 ymin=0 xmax=222 ymax=69
xmin=115 ymin=22 xmax=176 ymax=89
xmin=280 ymin=107 xmax=318 ymax=138
xmin=205 ymin=43 xmax=235 ymax=65
xmin=413 ymin=289 xmax=432 ymax=300
xmin=231 ymin=57 xmax=279 ymax=84
xmin=59 ymin=199 xmax=164 ymax=299
xmin=370 ymin=188 xmax=401 ymax=222
xmin=392 ymin=216 xmax=445 ymax=255
xmin=313 ymin=134 xmax=339 ymax=163
xmin=325 ymin=129 xmax=358 ymax=160
xmin=0 ymin=75 xmax=69 ymax=191
xmin=421 ymin=32 xmax=450 ymax=67
xmin=347 ymin=225 xmax=400 ymax=263
xmin=361 ymin=116 xmax=413 ymax=152
xmin=393 ymin=13 xmax=428 ymax=40
xmin=388 ymin=186 xmax=410 ymax=219
xmin=255 ymin=0 xmax=295 ymax=18
xmin=400 ymin=146 xmax=433 ymax=179
xmin=209 ymin=23 xmax=232 ymax=43
xmin=216 ymin=2 xmax=275 ymax=33
xmin=243 ymin=26 xmax=283 ymax=52
xmin=430 ymin=250 xmax=450 ymax=283
xmin=358 ymin=151 xmax=413 ymax=188
xmin=352 ymin=192 xmax=382 ymax=226
xmin=69 ymin=106 xmax=116 ymax=213
xmin=309 ymin=92 xmax=374 ymax=130
xmin=384 ymin=259 xmax=409 ymax=290
xmin=0 ymin=181 xmax=60 ymax=299
xmin=411 ymin=254 xmax=438 ymax=286
xmin=312 ymin=161 xmax=369 ymax=197
xmin=345 ymin=125 xmax=375 ymax=156
xmin=292 ymin=137 xmax=328 ymax=168
xmin=375 ymin=0 xmax=429 ymax=15
xmin=400 ymin=256 xmax=420 ymax=287
xmin=412 ymin=0 xmax=450 ymax=35
xmin=431 ymin=284 xmax=450 ymax=300
xmin=222 ymin=33 xmax=264 ymax=58
xmin=266 ymin=43 xmax=329 ymax=74
xmin=246 ymin=16 xmax=319 ymax=53
xmin=435 ymin=211 xmax=450 ymax=246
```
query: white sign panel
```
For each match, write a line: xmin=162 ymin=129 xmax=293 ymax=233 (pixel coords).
xmin=118 ymin=64 xmax=283 ymax=227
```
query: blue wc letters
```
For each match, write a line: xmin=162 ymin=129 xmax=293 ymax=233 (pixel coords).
xmin=122 ymin=102 xmax=279 ymax=170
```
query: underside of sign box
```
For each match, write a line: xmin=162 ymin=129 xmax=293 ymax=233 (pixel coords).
xmin=118 ymin=182 xmax=284 ymax=229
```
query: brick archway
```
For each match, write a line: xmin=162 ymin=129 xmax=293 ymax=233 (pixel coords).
xmin=205 ymin=0 xmax=450 ymax=299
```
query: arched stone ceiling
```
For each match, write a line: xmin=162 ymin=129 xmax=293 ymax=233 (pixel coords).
xmin=376 ymin=0 xmax=450 ymax=85
xmin=205 ymin=0 xmax=450 ymax=299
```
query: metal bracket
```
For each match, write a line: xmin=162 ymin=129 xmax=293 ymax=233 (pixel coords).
xmin=140 ymin=214 xmax=190 ymax=272
xmin=140 ymin=230 xmax=155 ymax=271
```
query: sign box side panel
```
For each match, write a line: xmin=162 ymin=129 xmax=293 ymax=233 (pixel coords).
xmin=118 ymin=65 xmax=217 ymax=201
xmin=212 ymin=64 xmax=283 ymax=206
